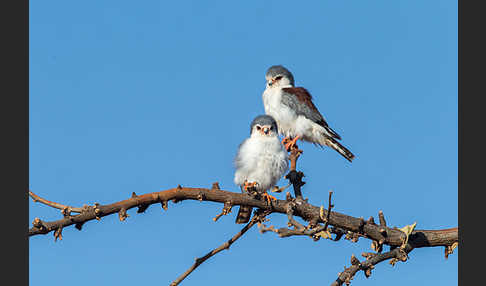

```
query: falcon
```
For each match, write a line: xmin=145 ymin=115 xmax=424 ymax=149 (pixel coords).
xmin=234 ymin=115 xmax=289 ymax=224
xmin=262 ymin=65 xmax=355 ymax=162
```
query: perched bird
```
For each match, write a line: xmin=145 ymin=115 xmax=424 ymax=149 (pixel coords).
xmin=262 ymin=65 xmax=355 ymax=162
xmin=234 ymin=115 xmax=289 ymax=224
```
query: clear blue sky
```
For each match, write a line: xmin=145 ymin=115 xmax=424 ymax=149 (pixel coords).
xmin=29 ymin=1 xmax=457 ymax=285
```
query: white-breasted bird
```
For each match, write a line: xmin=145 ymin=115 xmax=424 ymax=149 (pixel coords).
xmin=262 ymin=65 xmax=355 ymax=162
xmin=234 ymin=115 xmax=289 ymax=224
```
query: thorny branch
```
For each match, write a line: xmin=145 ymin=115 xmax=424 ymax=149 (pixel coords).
xmin=331 ymin=245 xmax=414 ymax=286
xmin=170 ymin=210 xmax=270 ymax=286
xmin=29 ymin=145 xmax=458 ymax=285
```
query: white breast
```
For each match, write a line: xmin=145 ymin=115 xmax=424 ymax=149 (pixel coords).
xmin=262 ymin=87 xmax=300 ymax=138
xmin=234 ymin=136 xmax=289 ymax=192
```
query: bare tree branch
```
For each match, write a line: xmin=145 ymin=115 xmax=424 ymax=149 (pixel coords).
xmin=29 ymin=144 xmax=458 ymax=285
xmin=170 ymin=209 xmax=269 ymax=286
xmin=29 ymin=187 xmax=458 ymax=250
xmin=331 ymin=244 xmax=414 ymax=286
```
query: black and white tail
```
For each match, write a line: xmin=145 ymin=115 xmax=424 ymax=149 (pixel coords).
xmin=323 ymin=136 xmax=355 ymax=162
xmin=235 ymin=206 xmax=252 ymax=224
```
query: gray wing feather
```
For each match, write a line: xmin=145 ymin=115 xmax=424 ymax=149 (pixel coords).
xmin=281 ymin=91 xmax=324 ymax=123
xmin=280 ymin=88 xmax=342 ymax=140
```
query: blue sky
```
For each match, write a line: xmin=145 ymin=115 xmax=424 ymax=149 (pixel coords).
xmin=29 ymin=1 xmax=457 ymax=285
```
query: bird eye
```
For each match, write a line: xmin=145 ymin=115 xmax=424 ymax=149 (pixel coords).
xmin=269 ymin=126 xmax=273 ymax=130
xmin=256 ymin=126 xmax=261 ymax=130
xmin=275 ymin=76 xmax=283 ymax=80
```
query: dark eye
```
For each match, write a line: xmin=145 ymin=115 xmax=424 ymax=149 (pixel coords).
xmin=269 ymin=126 xmax=273 ymax=130
xmin=256 ymin=126 xmax=261 ymax=130
xmin=275 ymin=76 xmax=283 ymax=80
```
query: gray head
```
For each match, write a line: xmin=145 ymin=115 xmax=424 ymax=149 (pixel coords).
xmin=265 ymin=65 xmax=295 ymax=88
xmin=250 ymin=115 xmax=279 ymax=137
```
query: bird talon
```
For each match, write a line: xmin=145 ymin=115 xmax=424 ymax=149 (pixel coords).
xmin=261 ymin=192 xmax=277 ymax=204
xmin=243 ymin=181 xmax=258 ymax=192
xmin=284 ymin=136 xmax=301 ymax=151
xmin=281 ymin=136 xmax=291 ymax=145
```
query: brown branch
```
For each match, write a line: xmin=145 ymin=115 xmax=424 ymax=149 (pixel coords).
xmin=331 ymin=244 xmax=414 ymax=286
xmin=285 ymin=145 xmax=305 ymax=199
xmin=170 ymin=210 xmax=268 ymax=286
xmin=29 ymin=185 xmax=458 ymax=285
xmin=322 ymin=191 xmax=334 ymax=231
xmin=29 ymin=190 xmax=83 ymax=214
xmin=28 ymin=188 xmax=458 ymax=250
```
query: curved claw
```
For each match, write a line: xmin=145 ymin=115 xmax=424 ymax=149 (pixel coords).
xmin=243 ymin=181 xmax=258 ymax=192
xmin=281 ymin=136 xmax=291 ymax=145
xmin=261 ymin=192 xmax=277 ymax=205
xmin=284 ymin=135 xmax=301 ymax=151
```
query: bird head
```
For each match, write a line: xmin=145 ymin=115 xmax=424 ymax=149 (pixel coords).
xmin=250 ymin=115 xmax=279 ymax=138
xmin=265 ymin=65 xmax=294 ymax=88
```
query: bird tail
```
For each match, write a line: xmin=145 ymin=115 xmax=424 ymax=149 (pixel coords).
xmin=323 ymin=136 xmax=355 ymax=162
xmin=235 ymin=206 xmax=253 ymax=224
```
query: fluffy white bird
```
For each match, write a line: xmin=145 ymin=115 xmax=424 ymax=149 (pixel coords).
xmin=262 ymin=65 xmax=355 ymax=162
xmin=234 ymin=115 xmax=289 ymax=224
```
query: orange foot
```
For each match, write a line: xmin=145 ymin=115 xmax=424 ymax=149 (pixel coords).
xmin=281 ymin=136 xmax=291 ymax=145
xmin=284 ymin=135 xmax=301 ymax=151
xmin=243 ymin=181 xmax=258 ymax=192
xmin=261 ymin=192 xmax=277 ymax=205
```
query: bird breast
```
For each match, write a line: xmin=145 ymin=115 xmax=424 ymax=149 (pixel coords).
xmin=262 ymin=88 xmax=299 ymax=138
xmin=234 ymin=136 xmax=289 ymax=191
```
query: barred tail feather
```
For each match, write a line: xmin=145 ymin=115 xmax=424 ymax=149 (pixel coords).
xmin=324 ymin=137 xmax=355 ymax=162
xmin=235 ymin=206 xmax=252 ymax=224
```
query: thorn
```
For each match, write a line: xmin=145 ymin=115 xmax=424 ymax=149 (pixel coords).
xmin=161 ymin=201 xmax=168 ymax=210
xmin=444 ymin=242 xmax=458 ymax=259
xmin=137 ymin=204 xmax=150 ymax=213
xmin=131 ymin=192 xmax=138 ymax=198
xmin=75 ymin=222 xmax=84 ymax=231
xmin=367 ymin=216 xmax=375 ymax=225
xmin=371 ymin=240 xmax=383 ymax=253
xmin=364 ymin=268 xmax=372 ymax=278
xmin=378 ymin=210 xmax=387 ymax=227
xmin=197 ymin=192 xmax=204 ymax=201
xmin=362 ymin=252 xmax=377 ymax=260
xmin=32 ymin=217 xmax=44 ymax=228
xmin=211 ymin=182 xmax=220 ymax=190
xmin=350 ymin=254 xmax=360 ymax=266
xmin=213 ymin=201 xmax=233 ymax=222
xmin=177 ymin=184 xmax=182 ymax=190
xmin=94 ymin=207 xmax=102 ymax=220
xmin=61 ymin=207 xmax=72 ymax=218
xmin=54 ymin=227 xmax=63 ymax=242
xmin=118 ymin=208 xmax=129 ymax=221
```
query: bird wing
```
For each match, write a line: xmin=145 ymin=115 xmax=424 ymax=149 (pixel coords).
xmin=281 ymin=87 xmax=341 ymax=140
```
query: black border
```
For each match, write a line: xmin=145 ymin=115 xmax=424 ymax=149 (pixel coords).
xmin=2 ymin=0 xmax=29 ymax=285
xmin=458 ymin=1 xmax=481 ymax=285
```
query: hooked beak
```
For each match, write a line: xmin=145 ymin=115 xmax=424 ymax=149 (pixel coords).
xmin=268 ymin=78 xmax=276 ymax=86
xmin=261 ymin=126 xmax=270 ymax=135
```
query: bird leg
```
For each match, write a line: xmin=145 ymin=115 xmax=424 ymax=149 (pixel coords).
xmin=281 ymin=136 xmax=291 ymax=145
xmin=284 ymin=135 xmax=301 ymax=151
xmin=260 ymin=191 xmax=277 ymax=205
xmin=243 ymin=181 xmax=258 ymax=195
